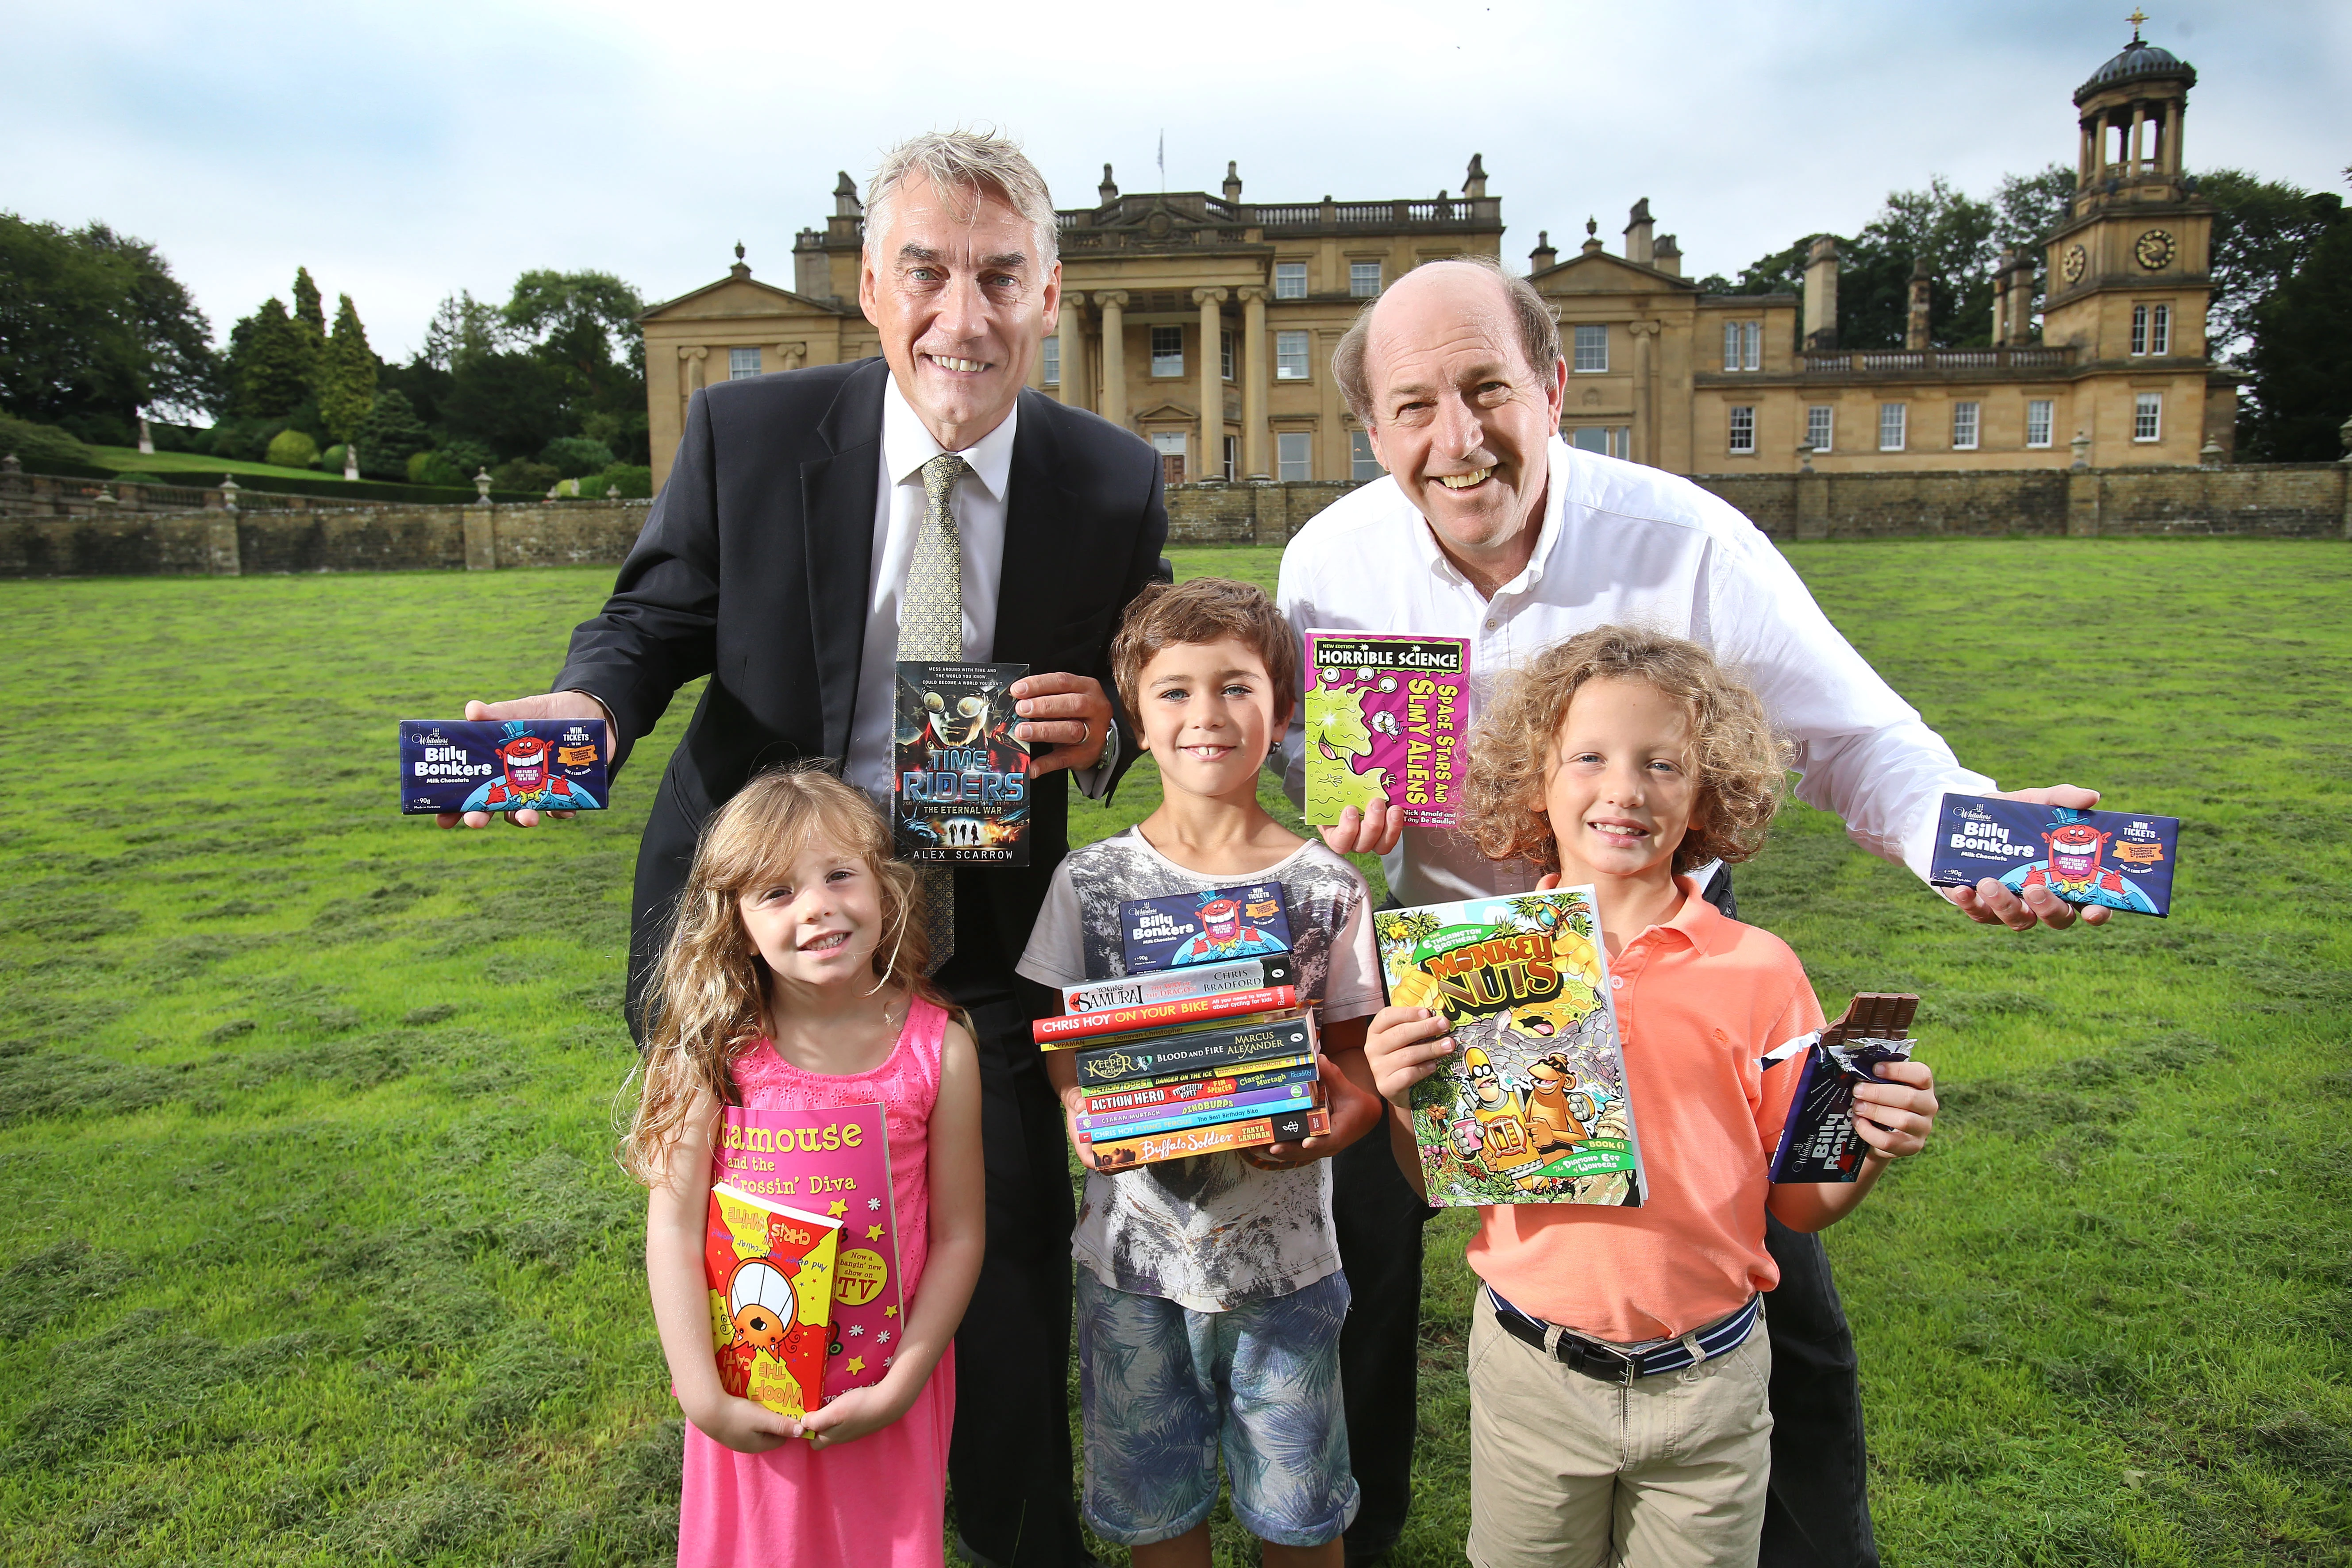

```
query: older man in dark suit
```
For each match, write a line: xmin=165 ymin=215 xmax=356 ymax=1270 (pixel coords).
xmin=450 ymin=131 xmax=1165 ymax=1568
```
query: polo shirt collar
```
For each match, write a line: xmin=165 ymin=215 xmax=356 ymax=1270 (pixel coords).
xmin=882 ymin=374 xmax=1017 ymax=502
xmin=1408 ymin=433 xmax=1572 ymax=596
xmin=1624 ymin=873 xmax=1728 ymax=958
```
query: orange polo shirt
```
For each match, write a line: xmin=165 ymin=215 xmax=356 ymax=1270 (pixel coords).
xmin=1465 ymin=877 xmax=1821 ymax=1344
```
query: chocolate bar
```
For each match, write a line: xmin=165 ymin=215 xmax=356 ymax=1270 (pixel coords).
xmin=1767 ymin=993 xmax=1918 ymax=1184
xmin=399 ymin=719 xmax=608 ymax=816
xmin=1928 ymin=794 xmax=2178 ymax=917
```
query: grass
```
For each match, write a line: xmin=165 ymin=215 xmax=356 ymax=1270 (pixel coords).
xmin=84 ymin=446 xmax=358 ymax=482
xmin=0 ymin=539 xmax=2346 ymax=1566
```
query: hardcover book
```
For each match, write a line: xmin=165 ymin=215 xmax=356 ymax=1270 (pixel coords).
xmin=893 ymin=661 xmax=1030 ymax=865
xmin=713 ymin=1103 xmax=905 ymax=1400
xmin=399 ymin=718 xmax=608 ymax=816
xmin=1118 ymin=883 xmax=1292 ymax=974
xmin=1059 ymin=955 xmax=1298 ymax=1015
xmin=702 ymin=1183 xmax=842 ymax=1417
xmin=1373 ymin=888 xmax=1645 ymax=1207
xmin=1080 ymin=1060 xmax=1318 ymax=1115
xmin=1089 ymin=1107 xmax=1332 ymax=1169
xmin=1074 ymin=1017 xmax=1316 ymax=1089
xmin=1927 ymin=794 xmax=2178 ymax=916
xmin=1032 ymin=986 xmax=1297 ymax=1047
xmin=1076 ymin=1079 xmax=1324 ymax=1137
xmin=1302 ymin=632 xmax=1469 ymax=828
xmin=1767 ymin=993 xmax=1919 ymax=1183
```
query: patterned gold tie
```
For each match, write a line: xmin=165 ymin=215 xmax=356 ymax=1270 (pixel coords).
xmin=899 ymin=453 xmax=970 ymax=971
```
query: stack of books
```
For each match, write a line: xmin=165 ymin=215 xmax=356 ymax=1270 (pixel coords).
xmin=1034 ymin=955 xmax=1328 ymax=1169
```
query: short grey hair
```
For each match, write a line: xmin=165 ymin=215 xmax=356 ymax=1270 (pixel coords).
xmin=1332 ymin=255 xmax=1561 ymax=424
xmin=864 ymin=129 xmax=1059 ymax=270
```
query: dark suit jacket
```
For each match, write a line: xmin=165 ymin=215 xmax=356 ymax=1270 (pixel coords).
xmin=554 ymin=356 xmax=1167 ymax=992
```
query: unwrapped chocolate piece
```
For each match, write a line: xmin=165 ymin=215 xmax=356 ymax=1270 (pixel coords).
xmin=399 ymin=718 xmax=608 ymax=816
xmin=1767 ymin=992 xmax=1918 ymax=1184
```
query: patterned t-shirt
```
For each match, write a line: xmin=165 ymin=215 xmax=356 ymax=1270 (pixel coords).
xmin=1018 ymin=828 xmax=1381 ymax=1311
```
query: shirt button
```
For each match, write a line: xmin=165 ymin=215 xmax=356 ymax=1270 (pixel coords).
xmin=1484 ymin=618 xmax=1499 ymax=630
xmin=1609 ymin=975 xmax=1624 ymax=990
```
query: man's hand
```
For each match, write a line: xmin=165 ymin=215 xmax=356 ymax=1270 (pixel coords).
xmin=1012 ymin=673 xmax=1112 ymax=778
xmin=1318 ymin=797 xmax=1406 ymax=858
xmin=434 ymin=693 xmax=613 ymax=829
xmin=1939 ymin=784 xmax=2111 ymax=931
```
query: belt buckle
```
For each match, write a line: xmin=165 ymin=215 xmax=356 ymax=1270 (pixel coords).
xmin=1560 ymin=1334 xmax=1639 ymax=1385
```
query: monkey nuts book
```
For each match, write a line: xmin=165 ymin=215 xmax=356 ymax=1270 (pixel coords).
xmin=1301 ymin=632 xmax=1468 ymax=828
xmin=713 ymin=1104 xmax=905 ymax=1402
xmin=1373 ymin=888 xmax=1646 ymax=1208
xmin=893 ymin=660 xmax=1030 ymax=865
xmin=702 ymin=1184 xmax=841 ymax=1418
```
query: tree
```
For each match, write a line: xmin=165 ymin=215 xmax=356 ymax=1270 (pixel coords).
xmin=236 ymin=297 xmax=312 ymax=420
xmin=350 ymin=387 xmax=430 ymax=479
xmin=291 ymin=267 xmax=325 ymax=342
xmin=2237 ymin=185 xmax=2352 ymax=461
xmin=2199 ymin=172 xmax=2340 ymax=362
xmin=317 ymin=293 xmax=378 ymax=442
xmin=440 ymin=348 xmax=569 ymax=460
xmin=0 ymin=212 xmax=219 ymax=441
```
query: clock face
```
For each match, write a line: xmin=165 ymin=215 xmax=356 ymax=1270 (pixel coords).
xmin=2136 ymin=230 xmax=2177 ymax=270
xmin=2063 ymin=244 xmax=2088 ymax=284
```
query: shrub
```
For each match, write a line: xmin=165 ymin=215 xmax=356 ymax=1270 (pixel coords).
xmin=490 ymin=458 xmax=559 ymax=494
xmin=539 ymin=435 xmax=616 ymax=478
xmin=408 ymin=451 xmax=459 ymax=487
xmin=351 ymin=389 xmax=430 ymax=479
xmin=320 ymin=443 xmax=352 ymax=476
xmin=590 ymin=463 xmax=653 ymax=499
xmin=0 ymin=414 xmax=98 ymax=470
xmin=205 ymin=422 xmax=272 ymax=463
xmin=266 ymin=428 xmax=319 ymax=470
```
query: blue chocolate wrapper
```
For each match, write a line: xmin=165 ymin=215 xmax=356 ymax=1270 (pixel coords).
xmin=1927 ymin=794 xmax=2177 ymax=917
xmin=399 ymin=719 xmax=608 ymax=816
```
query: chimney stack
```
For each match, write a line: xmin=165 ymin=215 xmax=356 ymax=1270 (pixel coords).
xmin=1802 ymin=236 xmax=1840 ymax=351
xmin=1222 ymin=161 xmax=1243 ymax=203
xmin=1528 ymin=230 xmax=1558 ymax=272
xmin=1653 ymin=234 xmax=1681 ymax=277
xmin=1906 ymin=256 xmax=1933 ymax=351
xmin=2005 ymin=259 xmax=2036 ymax=345
xmin=1099 ymin=164 xmax=1119 ymax=206
xmin=834 ymin=171 xmax=861 ymax=218
xmin=1623 ymin=197 xmax=1655 ymax=266
xmin=1463 ymin=153 xmax=1488 ymax=200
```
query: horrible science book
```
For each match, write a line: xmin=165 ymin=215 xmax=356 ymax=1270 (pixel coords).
xmin=1927 ymin=794 xmax=2179 ymax=917
xmin=1302 ymin=632 xmax=1469 ymax=828
xmin=398 ymin=718 xmax=608 ymax=816
xmin=702 ymin=1184 xmax=842 ymax=1418
xmin=1118 ymin=883 xmax=1292 ymax=974
xmin=1373 ymin=888 xmax=1646 ymax=1208
xmin=893 ymin=661 xmax=1030 ymax=866
xmin=713 ymin=1104 xmax=905 ymax=1401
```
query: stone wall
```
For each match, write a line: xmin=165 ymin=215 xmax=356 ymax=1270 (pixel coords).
xmin=1162 ymin=480 xmax=1366 ymax=545
xmin=0 ymin=501 xmax=652 ymax=578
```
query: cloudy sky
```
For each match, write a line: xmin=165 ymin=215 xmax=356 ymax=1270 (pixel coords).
xmin=8 ymin=0 xmax=2345 ymax=364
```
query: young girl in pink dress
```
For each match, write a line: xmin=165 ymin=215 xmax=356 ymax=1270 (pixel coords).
xmin=622 ymin=767 xmax=985 ymax=1568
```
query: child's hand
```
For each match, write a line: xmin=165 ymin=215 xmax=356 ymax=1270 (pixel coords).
xmin=1364 ymin=1005 xmax=1455 ymax=1106
xmin=686 ymin=1394 xmax=803 ymax=1453
xmin=1852 ymin=1059 xmax=1939 ymax=1161
xmin=1059 ymin=1085 xmax=1103 ymax=1172
xmin=1247 ymin=1051 xmax=1382 ymax=1169
xmin=797 ymin=1383 xmax=912 ymax=1450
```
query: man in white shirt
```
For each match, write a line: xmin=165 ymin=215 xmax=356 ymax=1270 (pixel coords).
xmin=1283 ymin=258 xmax=2104 ymax=1568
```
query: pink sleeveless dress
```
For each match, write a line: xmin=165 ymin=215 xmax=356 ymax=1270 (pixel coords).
xmin=677 ymin=997 xmax=955 ymax=1568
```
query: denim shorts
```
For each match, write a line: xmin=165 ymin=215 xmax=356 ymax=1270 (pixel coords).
xmin=1074 ymin=1269 xmax=1359 ymax=1548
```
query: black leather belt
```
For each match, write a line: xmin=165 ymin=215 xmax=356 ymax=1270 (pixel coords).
xmin=1488 ymin=1287 xmax=1760 ymax=1386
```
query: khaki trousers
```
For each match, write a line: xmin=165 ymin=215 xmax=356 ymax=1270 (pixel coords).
xmin=1466 ymin=1291 xmax=1773 ymax=1568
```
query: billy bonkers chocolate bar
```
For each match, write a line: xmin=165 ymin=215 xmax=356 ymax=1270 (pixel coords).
xmin=1928 ymin=794 xmax=2178 ymax=917
xmin=400 ymin=719 xmax=608 ymax=816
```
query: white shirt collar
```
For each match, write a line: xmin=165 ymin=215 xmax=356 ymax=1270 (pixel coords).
xmin=1407 ymin=433 xmax=1571 ymax=596
xmin=882 ymin=374 xmax=1018 ymax=501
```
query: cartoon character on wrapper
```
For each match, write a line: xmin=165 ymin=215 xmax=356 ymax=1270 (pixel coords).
xmin=1999 ymin=809 xmax=2158 ymax=913
xmin=459 ymin=721 xmax=602 ymax=813
xmin=714 ymin=1254 xmax=824 ymax=1403
xmin=1166 ymin=891 xmax=1286 ymax=966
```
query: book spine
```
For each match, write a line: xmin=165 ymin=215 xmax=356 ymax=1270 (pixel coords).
xmin=1078 ymin=1082 xmax=1324 ymax=1136
xmin=1089 ymin=1108 xmax=1331 ymax=1167
xmin=1075 ymin=1021 xmax=1316 ymax=1087
xmin=1034 ymin=986 xmax=1298 ymax=1045
xmin=1083 ymin=1057 xmax=1316 ymax=1111
xmin=1058 ymin=955 xmax=1298 ymax=1016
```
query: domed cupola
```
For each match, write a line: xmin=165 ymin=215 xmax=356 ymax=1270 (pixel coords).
xmin=2070 ymin=11 xmax=2195 ymax=207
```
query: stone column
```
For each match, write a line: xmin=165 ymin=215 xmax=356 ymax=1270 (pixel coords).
xmin=1097 ymin=292 xmax=1130 ymax=431
xmin=2129 ymin=104 xmax=2146 ymax=176
xmin=1194 ymin=287 xmax=1229 ymax=480
xmin=1058 ymin=292 xmax=1088 ymax=411
xmin=1627 ymin=321 xmax=1659 ymax=466
xmin=1237 ymin=285 xmax=1270 ymax=478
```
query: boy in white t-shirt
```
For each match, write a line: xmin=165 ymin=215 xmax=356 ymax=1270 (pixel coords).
xmin=1019 ymin=578 xmax=1387 ymax=1568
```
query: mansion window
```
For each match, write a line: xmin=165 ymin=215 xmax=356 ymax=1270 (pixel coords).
xmin=1275 ymin=262 xmax=1308 ymax=299
xmin=2131 ymin=303 xmax=2171 ymax=357
xmin=1567 ymin=426 xmax=1631 ymax=459
xmin=1151 ymin=325 xmax=1184 ymax=377
xmin=1276 ymin=330 xmax=1311 ymax=381
xmin=1278 ymin=431 xmax=1313 ymax=481
xmin=2026 ymin=399 xmax=2055 ymax=448
xmin=1573 ymin=324 xmax=1609 ymax=373
xmin=1350 ymin=261 xmax=1382 ymax=298
xmin=1350 ymin=430 xmax=1382 ymax=480
xmin=1150 ymin=430 xmax=1188 ymax=482
xmin=1952 ymin=401 xmax=1980 ymax=451
xmin=1042 ymin=336 xmax=1060 ymax=387
xmin=728 ymin=346 xmax=762 ymax=380
xmin=1222 ymin=330 xmax=1235 ymax=382
xmin=1879 ymin=402 xmax=1907 ymax=452
xmin=1723 ymin=320 xmax=1760 ymax=372
xmin=1223 ymin=435 xmax=1238 ymax=482
xmin=1805 ymin=405 xmax=1833 ymax=454
xmin=2134 ymin=393 xmax=2163 ymax=443
xmin=1728 ymin=405 xmax=1756 ymax=454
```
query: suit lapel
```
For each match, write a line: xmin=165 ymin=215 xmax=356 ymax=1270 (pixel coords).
xmin=993 ymin=389 xmax=1063 ymax=666
xmin=803 ymin=360 xmax=889 ymax=760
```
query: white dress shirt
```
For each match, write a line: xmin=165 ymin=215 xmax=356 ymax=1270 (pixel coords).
xmin=846 ymin=378 xmax=1112 ymax=804
xmin=1275 ymin=435 xmax=1994 ymax=908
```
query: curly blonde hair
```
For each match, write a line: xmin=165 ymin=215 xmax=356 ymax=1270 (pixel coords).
xmin=619 ymin=764 xmax=940 ymax=1185
xmin=1457 ymin=627 xmax=1789 ymax=878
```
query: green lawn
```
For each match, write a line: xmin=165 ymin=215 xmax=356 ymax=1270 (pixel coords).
xmin=87 ymin=446 xmax=357 ymax=482
xmin=1 ymin=540 xmax=2346 ymax=1566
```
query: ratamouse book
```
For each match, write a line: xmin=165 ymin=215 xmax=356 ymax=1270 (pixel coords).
xmin=1373 ymin=888 xmax=1646 ymax=1208
xmin=702 ymin=1184 xmax=842 ymax=1418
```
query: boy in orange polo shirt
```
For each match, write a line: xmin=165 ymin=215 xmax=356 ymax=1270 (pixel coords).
xmin=1363 ymin=627 xmax=1941 ymax=1568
